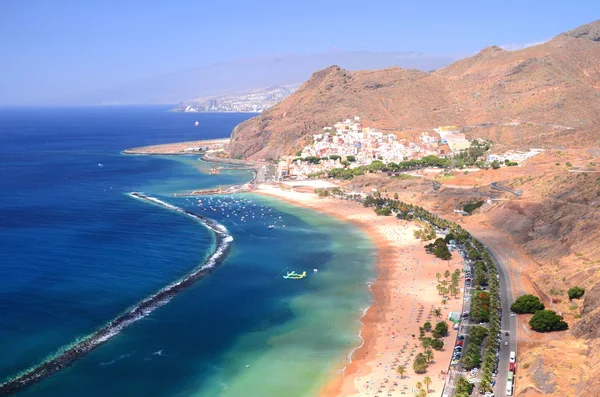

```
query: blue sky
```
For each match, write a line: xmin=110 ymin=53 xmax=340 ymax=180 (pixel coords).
xmin=1 ymin=0 xmax=598 ymax=104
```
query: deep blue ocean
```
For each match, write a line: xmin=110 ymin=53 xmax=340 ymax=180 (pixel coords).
xmin=0 ymin=107 xmax=375 ymax=397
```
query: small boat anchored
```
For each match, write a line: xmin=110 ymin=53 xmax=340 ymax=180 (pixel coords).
xmin=283 ymin=271 xmax=306 ymax=280
xmin=194 ymin=121 xmax=199 ymax=127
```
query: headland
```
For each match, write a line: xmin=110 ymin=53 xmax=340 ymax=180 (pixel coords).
xmin=123 ymin=138 xmax=230 ymax=155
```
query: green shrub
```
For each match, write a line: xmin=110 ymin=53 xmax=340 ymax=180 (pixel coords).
xmin=424 ymin=238 xmax=452 ymax=260
xmin=511 ymin=294 xmax=545 ymax=314
xmin=529 ymin=310 xmax=568 ymax=332
xmin=434 ymin=321 xmax=449 ymax=337
xmin=568 ymin=286 xmax=585 ymax=300
xmin=430 ymin=338 xmax=444 ymax=350
xmin=374 ymin=206 xmax=392 ymax=216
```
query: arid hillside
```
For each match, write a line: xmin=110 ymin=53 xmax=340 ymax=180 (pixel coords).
xmin=229 ymin=20 xmax=600 ymax=160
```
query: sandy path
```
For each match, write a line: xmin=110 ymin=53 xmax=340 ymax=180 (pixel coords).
xmin=255 ymin=185 xmax=465 ymax=397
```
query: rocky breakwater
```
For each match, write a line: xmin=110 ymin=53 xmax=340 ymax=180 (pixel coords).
xmin=0 ymin=193 xmax=232 ymax=396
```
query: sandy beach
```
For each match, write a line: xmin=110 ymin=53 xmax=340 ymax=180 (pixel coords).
xmin=256 ymin=184 xmax=465 ymax=397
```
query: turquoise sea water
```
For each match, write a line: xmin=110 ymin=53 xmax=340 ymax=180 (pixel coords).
xmin=0 ymin=107 xmax=375 ymax=397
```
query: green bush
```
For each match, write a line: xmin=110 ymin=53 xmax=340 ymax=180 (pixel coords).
xmin=568 ymin=286 xmax=585 ymax=300
xmin=529 ymin=310 xmax=569 ymax=332
xmin=510 ymin=294 xmax=545 ymax=314
xmin=424 ymin=238 xmax=452 ymax=260
xmin=430 ymin=338 xmax=444 ymax=350
xmin=434 ymin=321 xmax=449 ymax=337
xmin=374 ymin=206 xmax=392 ymax=216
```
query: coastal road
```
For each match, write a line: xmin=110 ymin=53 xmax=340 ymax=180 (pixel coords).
xmin=474 ymin=235 xmax=517 ymax=397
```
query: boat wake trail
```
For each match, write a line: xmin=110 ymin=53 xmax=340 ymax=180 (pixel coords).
xmin=0 ymin=193 xmax=232 ymax=396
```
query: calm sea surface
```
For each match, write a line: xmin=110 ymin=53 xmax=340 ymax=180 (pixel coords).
xmin=0 ymin=106 xmax=375 ymax=397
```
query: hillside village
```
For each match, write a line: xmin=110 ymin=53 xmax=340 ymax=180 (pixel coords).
xmin=276 ymin=117 xmax=543 ymax=179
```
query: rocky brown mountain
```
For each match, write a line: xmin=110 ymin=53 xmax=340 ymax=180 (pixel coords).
xmin=229 ymin=20 xmax=600 ymax=160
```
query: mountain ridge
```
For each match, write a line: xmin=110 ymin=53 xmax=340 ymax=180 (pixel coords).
xmin=229 ymin=23 xmax=600 ymax=159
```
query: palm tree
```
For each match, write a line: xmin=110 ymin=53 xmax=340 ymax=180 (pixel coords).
xmin=425 ymin=348 xmax=434 ymax=363
xmin=396 ymin=365 xmax=406 ymax=379
xmin=433 ymin=308 xmax=442 ymax=319
xmin=435 ymin=272 xmax=441 ymax=282
xmin=423 ymin=376 xmax=432 ymax=393
xmin=421 ymin=337 xmax=431 ymax=351
xmin=441 ymin=298 xmax=448 ymax=307
xmin=444 ymin=270 xmax=451 ymax=279
xmin=416 ymin=381 xmax=423 ymax=391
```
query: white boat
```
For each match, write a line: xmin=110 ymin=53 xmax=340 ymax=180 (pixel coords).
xmin=194 ymin=121 xmax=199 ymax=127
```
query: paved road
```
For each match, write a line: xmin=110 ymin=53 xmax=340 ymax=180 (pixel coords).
xmin=490 ymin=182 xmax=522 ymax=198
xmin=473 ymin=236 xmax=518 ymax=397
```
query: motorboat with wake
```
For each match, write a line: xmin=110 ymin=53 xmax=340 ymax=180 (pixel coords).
xmin=283 ymin=271 xmax=306 ymax=280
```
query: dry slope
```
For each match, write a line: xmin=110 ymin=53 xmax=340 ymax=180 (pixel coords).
xmin=229 ymin=20 xmax=600 ymax=160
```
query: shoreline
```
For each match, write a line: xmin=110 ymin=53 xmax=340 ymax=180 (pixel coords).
xmin=254 ymin=184 xmax=464 ymax=397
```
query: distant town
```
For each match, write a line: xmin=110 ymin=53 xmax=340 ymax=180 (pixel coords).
xmin=276 ymin=116 xmax=544 ymax=179
xmin=172 ymin=84 xmax=299 ymax=113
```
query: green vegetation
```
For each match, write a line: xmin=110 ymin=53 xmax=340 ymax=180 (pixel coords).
xmin=314 ymin=188 xmax=329 ymax=198
xmin=391 ymin=173 xmax=419 ymax=180
xmin=566 ymin=162 xmax=572 ymax=167
xmin=374 ymin=206 xmax=392 ymax=216
xmin=504 ymin=159 xmax=518 ymax=167
xmin=413 ymin=352 xmax=429 ymax=373
xmin=510 ymin=294 xmax=545 ymax=314
xmin=461 ymin=326 xmax=488 ymax=370
xmin=396 ymin=365 xmax=406 ymax=379
xmin=454 ymin=376 xmax=474 ymax=397
xmin=529 ymin=310 xmax=569 ymax=332
xmin=568 ymin=286 xmax=585 ymax=300
xmin=473 ymin=260 xmax=488 ymax=287
xmin=295 ymin=151 xmax=302 ymax=157
xmin=491 ymin=160 xmax=501 ymax=169
xmin=413 ymin=224 xmax=436 ymax=242
xmin=430 ymin=338 xmax=444 ymax=350
xmin=463 ymin=200 xmax=484 ymax=214
xmin=328 ymin=154 xmax=479 ymax=180
xmin=425 ymin=238 xmax=452 ymax=260
xmin=345 ymin=155 xmax=356 ymax=162
xmin=432 ymin=321 xmax=449 ymax=338
xmin=328 ymin=154 xmax=341 ymax=161
xmin=470 ymin=290 xmax=491 ymax=323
